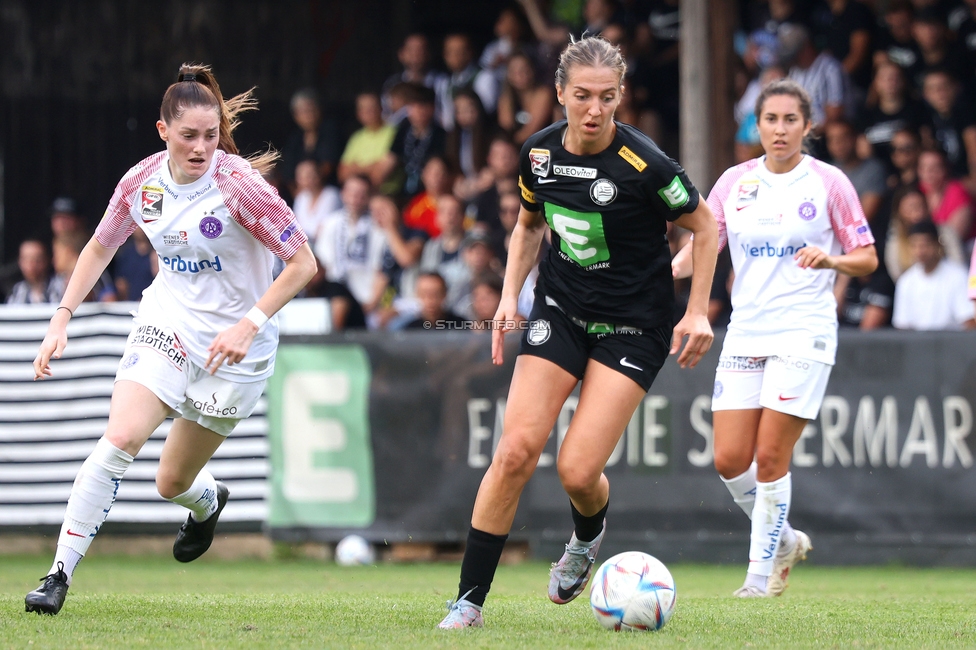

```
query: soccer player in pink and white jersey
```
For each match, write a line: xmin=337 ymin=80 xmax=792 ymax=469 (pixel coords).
xmin=675 ymin=79 xmax=878 ymax=598
xmin=25 ymin=64 xmax=317 ymax=615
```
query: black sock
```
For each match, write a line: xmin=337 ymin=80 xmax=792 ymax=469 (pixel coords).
xmin=457 ymin=527 xmax=508 ymax=607
xmin=571 ymin=498 xmax=609 ymax=543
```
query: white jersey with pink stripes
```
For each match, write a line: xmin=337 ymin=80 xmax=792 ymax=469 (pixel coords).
xmin=95 ymin=149 xmax=307 ymax=381
xmin=707 ymin=155 xmax=874 ymax=365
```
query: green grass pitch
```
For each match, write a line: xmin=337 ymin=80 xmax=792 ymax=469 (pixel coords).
xmin=1 ymin=555 xmax=974 ymax=648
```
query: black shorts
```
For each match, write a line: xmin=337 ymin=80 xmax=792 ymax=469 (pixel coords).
xmin=518 ymin=295 xmax=671 ymax=392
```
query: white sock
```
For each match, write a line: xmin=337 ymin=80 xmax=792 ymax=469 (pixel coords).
xmin=52 ymin=438 xmax=133 ymax=584
xmin=723 ymin=463 xmax=797 ymax=553
xmin=747 ymin=473 xmax=792 ymax=579
xmin=166 ymin=469 xmax=218 ymax=522
xmin=721 ymin=462 xmax=758 ymax=517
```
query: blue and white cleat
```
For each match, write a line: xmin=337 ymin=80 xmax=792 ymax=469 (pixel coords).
xmin=547 ymin=522 xmax=605 ymax=604
xmin=437 ymin=590 xmax=483 ymax=629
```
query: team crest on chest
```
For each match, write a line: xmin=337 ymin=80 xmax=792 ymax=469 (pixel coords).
xmin=797 ymin=198 xmax=817 ymax=221
xmin=199 ymin=211 xmax=222 ymax=239
xmin=140 ymin=185 xmax=164 ymax=222
xmin=529 ymin=148 xmax=551 ymax=177
xmin=590 ymin=178 xmax=617 ymax=206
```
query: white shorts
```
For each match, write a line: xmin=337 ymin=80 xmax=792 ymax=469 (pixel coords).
xmin=115 ymin=321 xmax=265 ymax=436
xmin=711 ymin=355 xmax=831 ymax=420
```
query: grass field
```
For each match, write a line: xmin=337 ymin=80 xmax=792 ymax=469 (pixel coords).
xmin=1 ymin=555 xmax=974 ymax=649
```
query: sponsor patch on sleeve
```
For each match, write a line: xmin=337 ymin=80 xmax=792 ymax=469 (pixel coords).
xmin=140 ymin=185 xmax=164 ymax=221
xmin=518 ymin=176 xmax=536 ymax=204
xmin=856 ymin=225 xmax=869 ymax=234
xmin=529 ymin=148 xmax=550 ymax=177
xmin=618 ymin=146 xmax=647 ymax=172
xmin=658 ymin=176 xmax=690 ymax=209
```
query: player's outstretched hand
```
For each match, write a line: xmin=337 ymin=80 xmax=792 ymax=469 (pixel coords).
xmin=33 ymin=311 xmax=71 ymax=380
xmin=491 ymin=297 xmax=521 ymax=366
xmin=670 ymin=312 xmax=713 ymax=369
xmin=206 ymin=319 xmax=258 ymax=375
xmin=794 ymin=245 xmax=834 ymax=270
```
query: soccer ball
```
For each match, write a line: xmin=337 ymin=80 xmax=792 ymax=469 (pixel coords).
xmin=334 ymin=535 xmax=375 ymax=566
xmin=590 ymin=551 xmax=676 ymax=631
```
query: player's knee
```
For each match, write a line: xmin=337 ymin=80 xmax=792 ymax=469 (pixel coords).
xmin=713 ymin=448 xmax=751 ymax=480
xmin=102 ymin=430 xmax=141 ymax=458
xmin=492 ymin=442 xmax=537 ymax=481
xmin=557 ymin=460 xmax=600 ymax=498
xmin=155 ymin=473 xmax=190 ymax=500
xmin=754 ymin=447 xmax=787 ymax=480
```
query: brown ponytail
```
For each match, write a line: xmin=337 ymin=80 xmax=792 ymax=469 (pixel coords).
xmin=159 ymin=63 xmax=278 ymax=175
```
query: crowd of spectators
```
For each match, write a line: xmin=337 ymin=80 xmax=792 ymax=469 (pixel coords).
xmin=3 ymin=0 xmax=976 ymax=333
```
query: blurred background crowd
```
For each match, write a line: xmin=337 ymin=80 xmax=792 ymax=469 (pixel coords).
xmin=3 ymin=0 xmax=976 ymax=333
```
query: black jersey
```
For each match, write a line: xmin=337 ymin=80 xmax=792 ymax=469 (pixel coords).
xmin=517 ymin=121 xmax=700 ymax=330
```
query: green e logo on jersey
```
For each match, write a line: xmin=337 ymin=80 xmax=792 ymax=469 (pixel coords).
xmin=544 ymin=202 xmax=610 ymax=267
xmin=658 ymin=176 xmax=689 ymax=208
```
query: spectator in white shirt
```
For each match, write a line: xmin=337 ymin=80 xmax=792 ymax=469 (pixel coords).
xmin=892 ymin=219 xmax=975 ymax=330
xmin=291 ymin=160 xmax=340 ymax=248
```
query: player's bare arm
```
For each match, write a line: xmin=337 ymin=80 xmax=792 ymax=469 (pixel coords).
xmin=491 ymin=206 xmax=546 ymax=365
xmin=670 ymin=201 xmax=718 ymax=369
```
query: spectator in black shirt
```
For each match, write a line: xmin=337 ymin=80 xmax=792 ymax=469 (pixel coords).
xmin=810 ymin=0 xmax=874 ymax=91
xmin=857 ymin=61 xmax=925 ymax=164
xmin=955 ymin=0 xmax=976 ymax=95
xmin=919 ymin=68 xmax=976 ymax=180
xmin=874 ymin=0 xmax=923 ymax=79
xmin=379 ymin=84 xmax=447 ymax=200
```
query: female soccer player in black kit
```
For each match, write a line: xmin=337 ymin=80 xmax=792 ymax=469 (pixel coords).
xmin=438 ymin=35 xmax=719 ymax=629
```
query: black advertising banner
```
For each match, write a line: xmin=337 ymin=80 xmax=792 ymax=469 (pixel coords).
xmin=267 ymin=330 xmax=976 ymax=564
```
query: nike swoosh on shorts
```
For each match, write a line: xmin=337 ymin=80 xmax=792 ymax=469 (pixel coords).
xmin=778 ymin=394 xmax=799 ymax=401
xmin=619 ymin=357 xmax=643 ymax=371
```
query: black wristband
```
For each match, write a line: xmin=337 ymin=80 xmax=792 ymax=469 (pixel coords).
xmin=57 ymin=306 xmax=73 ymax=316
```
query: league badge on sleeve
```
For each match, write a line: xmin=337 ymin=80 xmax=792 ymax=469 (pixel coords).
xmin=529 ymin=148 xmax=551 ymax=177
xmin=140 ymin=185 xmax=164 ymax=222
xmin=735 ymin=180 xmax=759 ymax=211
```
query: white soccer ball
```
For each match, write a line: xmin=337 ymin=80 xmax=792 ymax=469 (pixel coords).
xmin=334 ymin=535 xmax=375 ymax=566
xmin=590 ymin=551 xmax=676 ymax=631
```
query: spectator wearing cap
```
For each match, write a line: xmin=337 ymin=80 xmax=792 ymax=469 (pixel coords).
xmin=378 ymin=84 xmax=447 ymax=199
xmin=892 ymin=219 xmax=975 ymax=330
xmin=779 ymin=23 xmax=850 ymax=130
xmin=49 ymin=197 xmax=85 ymax=238
xmin=404 ymin=272 xmax=466 ymax=330
xmin=6 ymin=239 xmax=60 ymax=304
xmin=451 ymin=230 xmax=502 ymax=318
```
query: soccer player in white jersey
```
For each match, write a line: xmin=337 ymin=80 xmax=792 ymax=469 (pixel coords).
xmin=24 ymin=64 xmax=317 ymax=615
xmin=674 ymin=80 xmax=877 ymax=598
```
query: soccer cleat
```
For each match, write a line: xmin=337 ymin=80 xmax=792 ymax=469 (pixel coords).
xmin=173 ymin=481 xmax=229 ymax=563
xmin=733 ymin=585 xmax=768 ymax=598
xmin=767 ymin=529 xmax=812 ymax=596
xmin=548 ymin=522 xmax=605 ymax=604
xmin=437 ymin=589 xmax=484 ymax=629
xmin=25 ymin=561 xmax=69 ymax=615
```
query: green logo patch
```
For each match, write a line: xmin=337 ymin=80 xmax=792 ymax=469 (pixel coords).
xmin=658 ymin=176 xmax=690 ymax=209
xmin=544 ymin=202 xmax=610 ymax=267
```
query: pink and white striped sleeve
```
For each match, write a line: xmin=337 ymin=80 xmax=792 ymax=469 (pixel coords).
xmin=812 ymin=160 xmax=875 ymax=253
xmin=214 ymin=154 xmax=308 ymax=259
xmin=706 ymin=160 xmax=756 ymax=252
xmin=94 ymin=152 xmax=166 ymax=248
